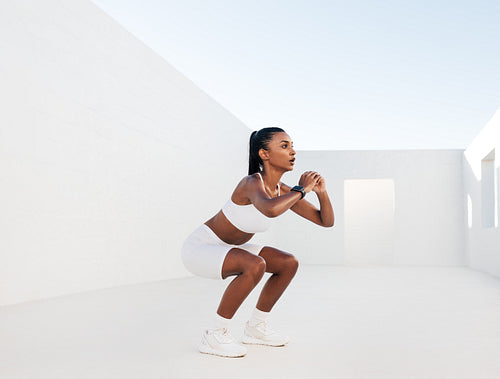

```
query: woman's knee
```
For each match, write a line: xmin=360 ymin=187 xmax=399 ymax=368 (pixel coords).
xmin=247 ymin=256 xmax=266 ymax=281
xmin=222 ymin=248 xmax=266 ymax=279
xmin=287 ymin=255 xmax=299 ymax=274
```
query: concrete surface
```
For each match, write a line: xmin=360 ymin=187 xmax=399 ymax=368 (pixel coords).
xmin=1 ymin=265 xmax=500 ymax=379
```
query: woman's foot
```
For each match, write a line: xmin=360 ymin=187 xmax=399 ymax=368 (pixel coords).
xmin=242 ymin=321 xmax=290 ymax=346
xmin=199 ymin=328 xmax=247 ymax=358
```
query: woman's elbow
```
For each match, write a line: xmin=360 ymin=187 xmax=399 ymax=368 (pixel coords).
xmin=323 ymin=219 xmax=335 ymax=227
xmin=266 ymin=207 xmax=281 ymax=218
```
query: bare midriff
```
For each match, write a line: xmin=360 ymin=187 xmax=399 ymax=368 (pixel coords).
xmin=204 ymin=211 xmax=255 ymax=245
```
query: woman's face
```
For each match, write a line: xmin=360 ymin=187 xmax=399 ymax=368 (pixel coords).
xmin=261 ymin=132 xmax=296 ymax=171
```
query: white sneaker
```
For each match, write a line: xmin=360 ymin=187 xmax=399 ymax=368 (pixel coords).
xmin=242 ymin=321 xmax=290 ymax=346
xmin=199 ymin=328 xmax=247 ymax=358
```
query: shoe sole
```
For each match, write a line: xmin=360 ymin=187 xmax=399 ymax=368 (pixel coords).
xmin=199 ymin=338 xmax=246 ymax=358
xmin=242 ymin=334 xmax=289 ymax=347
xmin=199 ymin=346 xmax=246 ymax=358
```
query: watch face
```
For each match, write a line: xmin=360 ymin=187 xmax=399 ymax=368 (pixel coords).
xmin=291 ymin=186 xmax=305 ymax=198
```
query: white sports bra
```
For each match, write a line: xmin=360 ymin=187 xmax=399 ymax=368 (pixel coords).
xmin=221 ymin=173 xmax=280 ymax=233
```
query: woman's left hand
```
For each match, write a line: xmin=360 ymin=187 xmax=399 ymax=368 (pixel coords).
xmin=312 ymin=175 xmax=327 ymax=193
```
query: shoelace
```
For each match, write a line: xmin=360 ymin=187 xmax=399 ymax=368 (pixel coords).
xmin=253 ymin=321 xmax=276 ymax=336
xmin=212 ymin=327 xmax=234 ymax=344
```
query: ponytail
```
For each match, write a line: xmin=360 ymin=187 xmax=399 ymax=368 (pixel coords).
xmin=248 ymin=131 xmax=261 ymax=175
xmin=248 ymin=127 xmax=285 ymax=175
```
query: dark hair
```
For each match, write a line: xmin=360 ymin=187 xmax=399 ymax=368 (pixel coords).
xmin=248 ymin=127 xmax=285 ymax=175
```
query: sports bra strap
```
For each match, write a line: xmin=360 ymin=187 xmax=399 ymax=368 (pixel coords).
xmin=256 ymin=172 xmax=264 ymax=184
xmin=257 ymin=172 xmax=280 ymax=197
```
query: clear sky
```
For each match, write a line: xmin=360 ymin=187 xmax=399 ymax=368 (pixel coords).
xmin=92 ymin=0 xmax=500 ymax=150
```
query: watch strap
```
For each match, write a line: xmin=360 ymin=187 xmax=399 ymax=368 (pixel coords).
xmin=291 ymin=185 xmax=306 ymax=199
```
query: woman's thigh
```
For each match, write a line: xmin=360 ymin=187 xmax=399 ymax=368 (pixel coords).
xmin=258 ymin=246 xmax=299 ymax=274
xmin=221 ymin=248 xmax=266 ymax=279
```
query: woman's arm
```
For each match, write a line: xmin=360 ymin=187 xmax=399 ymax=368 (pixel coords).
xmin=245 ymin=172 xmax=320 ymax=218
xmin=281 ymin=177 xmax=334 ymax=227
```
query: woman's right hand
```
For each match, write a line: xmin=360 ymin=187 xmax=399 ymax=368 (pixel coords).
xmin=299 ymin=171 xmax=321 ymax=193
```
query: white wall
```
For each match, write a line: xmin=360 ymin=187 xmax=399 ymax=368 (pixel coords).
xmin=464 ymin=107 xmax=500 ymax=278
xmin=255 ymin=150 xmax=466 ymax=267
xmin=0 ymin=0 xmax=484 ymax=307
xmin=0 ymin=0 xmax=251 ymax=306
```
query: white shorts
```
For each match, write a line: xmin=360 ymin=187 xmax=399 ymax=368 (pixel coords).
xmin=181 ymin=224 xmax=264 ymax=280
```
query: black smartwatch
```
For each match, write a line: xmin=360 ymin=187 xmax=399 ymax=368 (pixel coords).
xmin=291 ymin=185 xmax=306 ymax=199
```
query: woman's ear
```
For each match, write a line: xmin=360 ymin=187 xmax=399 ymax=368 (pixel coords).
xmin=258 ymin=148 xmax=270 ymax=162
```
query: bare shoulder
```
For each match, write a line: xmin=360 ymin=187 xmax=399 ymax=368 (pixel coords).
xmin=238 ymin=173 xmax=261 ymax=188
xmin=231 ymin=174 xmax=261 ymax=203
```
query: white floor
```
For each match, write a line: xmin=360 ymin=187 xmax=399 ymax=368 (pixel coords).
xmin=1 ymin=266 xmax=500 ymax=379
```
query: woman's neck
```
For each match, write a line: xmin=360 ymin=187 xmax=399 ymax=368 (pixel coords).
xmin=260 ymin=169 xmax=283 ymax=191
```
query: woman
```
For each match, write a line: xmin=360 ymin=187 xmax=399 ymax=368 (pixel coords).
xmin=181 ymin=127 xmax=334 ymax=358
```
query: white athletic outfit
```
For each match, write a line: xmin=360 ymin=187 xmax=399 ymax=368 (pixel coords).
xmin=181 ymin=173 xmax=279 ymax=279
